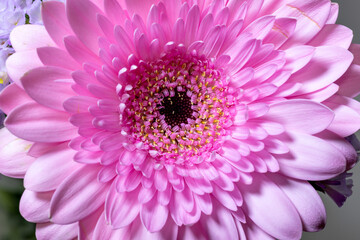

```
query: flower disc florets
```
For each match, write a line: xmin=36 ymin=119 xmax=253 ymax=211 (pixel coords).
xmin=124 ymin=49 xmax=233 ymax=164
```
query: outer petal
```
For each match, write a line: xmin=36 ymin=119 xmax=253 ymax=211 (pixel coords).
xmin=36 ymin=222 xmax=78 ymax=240
xmin=20 ymin=190 xmax=53 ymax=223
xmin=24 ymin=143 xmax=80 ymax=192
xmin=239 ymin=173 xmax=302 ymax=240
xmin=268 ymin=174 xmax=326 ymax=232
xmin=0 ymin=128 xmax=35 ymax=178
xmin=276 ymin=132 xmax=346 ymax=181
xmin=5 ymin=102 xmax=77 ymax=143
xmin=0 ymin=84 xmax=34 ymax=115
xmin=50 ymin=165 xmax=109 ymax=224
xmin=21 ymin=67 xmax=75 ymax=111
xmin=264 ymin=100 xmax=334 ymax=134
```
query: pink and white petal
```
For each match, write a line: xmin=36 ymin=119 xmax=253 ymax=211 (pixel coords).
xmin=24 ymin=143 xmax=80 ymax=192
xmin=276 ymin=132 xmax=346 ymax=181
xmin=308 ymin=24 xmax=353 ymax=49
xmin=20 ymin=190 xmax=53 ymax=223
xmin=5 ymin=102 xmax=77 ymax=143
xmin=0 ymin=128 xmax=35 ymax=178
xmin=0 ymin=84 xmax=33 ymax=115
xmin=239 ymin=173 xmax=302 ymax=240
xmin=42 ymin=1 xmax=74 ymax=48
xmin=6 ymin=50 xmax=43 ymax=88
xmin=10 ymin=25 xmax=56 ymax=52
xmin=21 ymin=67 xmax=74 ymax=111
xmin=50 ymin=165 xmax=109 ymax=224
xmin=242 ymin=218 xmax=275 ymax=240
xmin=289 ymin=46 xmax=353 ymax=95
xmin=264 ymin=100 xmax=334 ymax=134
xmin=36 ymin=222 xmax=78 ymax=240
xmin=268 ymin=174 xmax=326 ymax=232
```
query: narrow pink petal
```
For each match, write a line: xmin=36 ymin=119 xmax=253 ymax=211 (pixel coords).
xmin=277 ymin=132 xmax=346 ymax=181
xmin=239 ymin=173 xmax=302 ymax=240
xmin=10 ymin=25 xmax=55 ymax=52
xmin=21 ymin=67 xmax=74 ymax=111
xmin=140 ymin=196 xmax=169 ymax=232
xmin=36 ymin=222 xmax=78 ymax=240
xmin=308 ymin=24 xmax=353 ymax=49
xmin=289 ymin=46 xmax=353 ymax=94
xmin=184 ymin=5 xmax=200 ymax=46
xmin=42 ymin=1 xmax=74 ymax=48
xmin=242 ymin=218 xmax=274 ymax=240
xmin=66 ymin=0 xmax=103 ymax=54
xmin=20 ymin=190 xmax=53 ymax=223
xmin=0 ymin=84 xmax=33 ymax=114
xmin=24 ymin=143 xmax=80 ymax=191
xmin=264 ymin=100 xmax=334 ymax=134
xmin=104 ymin=0 xmax=127 ymax=25
xmin=326 ymin=3 xmax=339 ymax=24
xmin=50 ymin=165 xmax=109 ymax=224
xmin=0 ymin=128 xmax=35 ymax=178
xmin=269 ymin=174 xmax=326 ymax=232
xmin=5 ymin=102 xmax=77 ymax=143
xmin=130 ymin=216 xmax=178 ymax=240
xmin=6 ymin=50 xmax=43 ymax=88
xmin=64 ymin=36 xmax=101 ymax=66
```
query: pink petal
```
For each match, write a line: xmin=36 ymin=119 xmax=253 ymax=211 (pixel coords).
xmin=140 ymin=196 xmax=169 ymax=232
xmin=263 ymin=18 xmax=297 ymax=49
xmin=21 ymin=67 xmax=74 ymax=111
xmin=0 ymin=128 xmax=35 ymax=178
xmin=324 ymin=95 xmax=360 ymax=137
xmin=283 ymin=45 xmax=315 ymax=74
xmin=50 ymin=165 xmax=109 ymax=224
xmin=66 ymin=0 xmax=103 ymax=54
xmin=264 ymin=100 xmax=334 ymax=134
xmin=24 ymin=143 xmax=80 ymax=191
xmin=130 ymin=216 xmax=178 ymax=240
xmin=5 ymin=102 xmax=77 ymax=142
xmin=125 ymin=0 xmax=160 ymax=21
xmin=239 ymin=173 xmax=302 ymax=240
xmin=276 ymin=132 xmax=346 ymax=181
xmin=289 ymin=46 xmax=353 ymax=95
xmin=243 ymin=16 xmax=275 ymax=40
xmin=37 ymin=47 xmax=81 ymax=70
xmin=269 ymin=175 xmax=326 ymax=232
xmin=336 ymin=64 xmax=360 ymax=98
xmin=36 ymin=222 xmax=78 ymax=240
xmin=277 ymin=0 xmax=331 ymax=48
xmin=0 ymin=84 xmax=33 ymax=115
xmin=20 ymin=190 xmax=53 ymax=223
xmin=78 ymin=206 xmax=103 ymax=240
xmin=10 ymin=25 xmax=55 ymax=52
xmin=42 ymin=1 xmax=74 ymax=48
xmin=308 ymin=24 xmax=353 ymax=49
xmin=93 ymin=212 xmax=131 ymax=240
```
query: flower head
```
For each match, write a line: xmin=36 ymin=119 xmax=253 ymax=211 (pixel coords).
xmin=1 ymin=0 xmax=360 ymax=239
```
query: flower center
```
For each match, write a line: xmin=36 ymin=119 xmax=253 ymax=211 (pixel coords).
xmin=123 ymin=49 xmax=234 ymax=164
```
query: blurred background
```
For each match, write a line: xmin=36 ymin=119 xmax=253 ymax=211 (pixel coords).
xmin=0 ymin=0 xmax=360 ymax=239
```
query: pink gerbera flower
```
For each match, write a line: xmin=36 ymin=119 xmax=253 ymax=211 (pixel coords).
xmin=1 ymin=0 xmax=360 ymax=239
